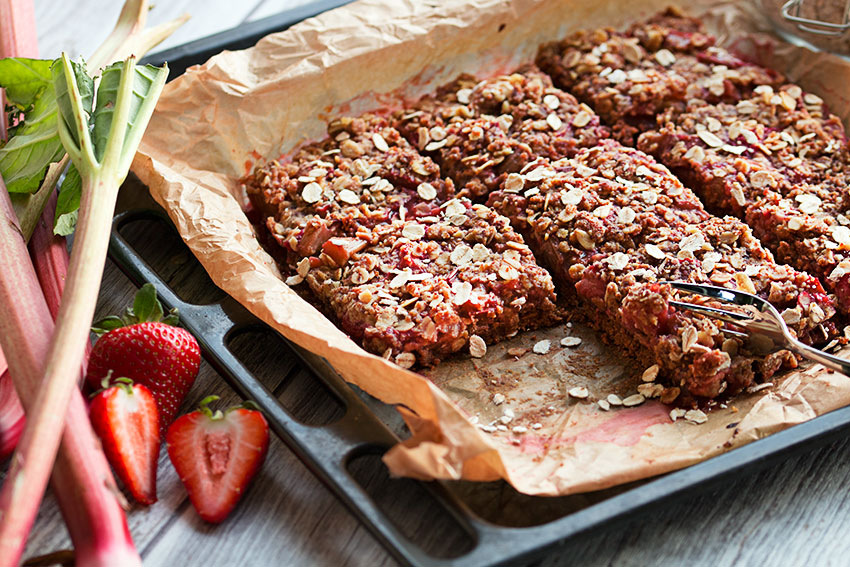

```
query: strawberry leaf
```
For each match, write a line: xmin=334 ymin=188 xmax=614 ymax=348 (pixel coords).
xmin=92 ymin=283 xmax=180 ymax=334
xmin=91 ymin=316 xmax=126 ymax=337
xmin=132 ymin=283 xmax=162 ymax=323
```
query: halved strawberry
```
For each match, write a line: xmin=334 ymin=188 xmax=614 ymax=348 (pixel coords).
xmin=86 ymin=284 xmax=201 ymax=437
xmin=166 ymin=396 xmax=269 ymax=523
xmin=90 ymin=376 xmax=160 ymax=505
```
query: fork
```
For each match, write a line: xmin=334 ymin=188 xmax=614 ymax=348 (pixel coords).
xmin=664 ymin=281 xmax=850 ymax=376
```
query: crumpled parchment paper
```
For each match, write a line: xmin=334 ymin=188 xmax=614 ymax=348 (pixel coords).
xmin=132 ymin=0 xmax=850 ymax=496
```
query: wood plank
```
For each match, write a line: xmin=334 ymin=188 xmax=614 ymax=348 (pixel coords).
xmin=33 ymin=0 xmax=264 ymax=60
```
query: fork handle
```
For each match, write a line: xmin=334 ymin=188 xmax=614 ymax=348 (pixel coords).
xmin=790 ymin=339 xmax=850 ymax=377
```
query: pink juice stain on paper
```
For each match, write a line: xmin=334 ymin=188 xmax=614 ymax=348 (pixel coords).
xmin=519 ymin=402 xmax=671 ymax=453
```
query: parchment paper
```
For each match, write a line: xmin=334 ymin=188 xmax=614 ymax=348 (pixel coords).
xmin=132 ymin=0 xmax=850 ymax=496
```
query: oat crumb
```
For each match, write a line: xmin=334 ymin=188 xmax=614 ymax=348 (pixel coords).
xmin=670 ymin=408 xmax=687 ymax=422
xmin=533 ymin=339 xmax=552 ymax=354
xmin=641 ymin=364 xmax=660 ymax=382
xmin=607 ymin=394 xmax=623 ymax=406
xmin=469 ymin=335 xmax=487 ymax=358
xmin=568 ymin=386 xmax=589 ymax=399
xmin=493 ymin=393 xmax=505 ymax=405
xmin=684 ymin=409 xmax=708 ymax=424
xmin=622 ymin=394 xmax=646 ymax=407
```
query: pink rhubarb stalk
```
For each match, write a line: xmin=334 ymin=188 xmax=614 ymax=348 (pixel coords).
xmin=0 ymin=54 xmax=167 ymax=564
xmin=0 ymin=180 xmax=141 ymax=566
xmin=0 ymin=350 xmax=24 ymax=460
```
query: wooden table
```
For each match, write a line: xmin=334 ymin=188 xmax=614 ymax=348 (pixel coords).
xmin=22 ymin=1 xmax=850 ymax=565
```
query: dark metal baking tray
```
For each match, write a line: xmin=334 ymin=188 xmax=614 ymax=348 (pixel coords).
xmin=112 ymin=4 xmax=850 ymax=566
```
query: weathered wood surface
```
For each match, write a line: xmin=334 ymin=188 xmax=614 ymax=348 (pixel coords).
xmin=19 ymin=1 xmax=850 ymax=565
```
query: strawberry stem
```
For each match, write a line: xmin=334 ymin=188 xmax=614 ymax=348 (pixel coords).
xmin=198 ymin=395 xmax=222 ymax=420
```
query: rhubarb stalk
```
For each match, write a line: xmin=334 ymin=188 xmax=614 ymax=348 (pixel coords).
xmin=0 ymin=55 xmax=167 ymax=565
xmin=0 ymin=350 xmax=23 ymax=460
xmin=0 ymin=178 xmax=142 ymax=565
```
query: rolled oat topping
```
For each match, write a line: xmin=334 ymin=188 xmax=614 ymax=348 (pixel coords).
xmin=637 ymin=83 xmax=850 ymax=312
xmin=301 ymin=198 xmax=557 ymax=366
xmin=243 ymin=114 xmax=456 ymax=266
xmin=395 ymin=67 xmax=609 ymax=199
xmin=487 ymin=140 xmax=835 ymax=403
xmin=536 ymin=8 xmax=782 ymax=144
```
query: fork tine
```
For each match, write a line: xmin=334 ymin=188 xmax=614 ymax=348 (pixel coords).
xmin=668 ymin=300 xmax=753 ymax=325
xmin=720 ymin=328 xmax=748 ymax=339
xmin=663 ymin=281 xmax=765 ymax=309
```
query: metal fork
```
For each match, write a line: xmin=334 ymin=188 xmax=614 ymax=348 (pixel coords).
xmin=665 ymin=281 xmax=850 ymax=376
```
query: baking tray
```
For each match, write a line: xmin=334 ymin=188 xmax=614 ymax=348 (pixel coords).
xmin=113 ymin=3 xmax=850 ymax=566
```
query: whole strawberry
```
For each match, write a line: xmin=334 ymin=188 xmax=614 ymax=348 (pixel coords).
xmin=90 ymin=376 xmax=160 ymax=505
xmin=86 ymin=284 xmax=201 ymax=437
xmin=167 ymin=396 xmax=269 ymax=523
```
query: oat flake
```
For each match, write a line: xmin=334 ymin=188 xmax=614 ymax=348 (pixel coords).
xmin=533 ymin=340 xmax=551 ymax=354
xmin=684 ymin=409 xmax=708 ymax=424
xmin=417 ymin=182 xmax=437 ymax=200
xmin=622 ymin=394 xmax=645 ymax=407
xmin=504 ymin=173 xmax=524 ymax=193
xmin=697 ymin=130 xmax=723 ymax=148
xmin=338 ymin=188 xmax=360 ymax=205
xmin=618 ymin=207 xmax=636 ymax=224
xmin=546 ymin=114 xmax=563 ymax=131
xmin=469 ymin=335 xmax=487 ymax=358
xmin=543 ymin=94 xmax=561 ymax=109
xmin=655 ymin=48 xmax=676 ymax=66
xmin=370 ymin=133 xmax=388 ymax=152
xmin=645 ymin=243 xmax=665 ymax=260
xmin=560 ymin=336 xmax=582 ymax=347
xmin=568 ymin=386 xmax=589 ymax=399
xmin=402 ymin=223 xmax=425 ymax=240
xmin=395 ymin=352 xmax=416 ymax=369
xmin=642 ymin=364 xmax=660 ymax=382
xmin=301 ymin=182 xmax=322 ymax=203
xmin=571 ymin=110 xmax=592 ymax=128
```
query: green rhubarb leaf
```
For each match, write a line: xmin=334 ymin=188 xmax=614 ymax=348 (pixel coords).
xmin=52 ymin=58 xmax=94 ymax=154
xmin=0 ymin=58 xmax=90 ymax=194
xmin=0 ymin=87 xmax=64 ymax=193
xmin=0 ymin=58 xmax=53 ymax=108
xmin=91 ymin=61 xmax=166 ymax=163
xmin=53 ymin=164 xmax=81 ymax=236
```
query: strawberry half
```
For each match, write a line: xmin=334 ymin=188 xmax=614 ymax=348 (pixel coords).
xmin=90 ymin=377 xmax=160 ymax=505
xmin=86 ymin=284 xmax=201 ymax=437
xmin=166 ymin=396 xmax=270 ymax=523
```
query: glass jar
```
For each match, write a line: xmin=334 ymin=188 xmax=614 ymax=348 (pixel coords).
xmin=759 ymin=0 xmax=850 ymax=55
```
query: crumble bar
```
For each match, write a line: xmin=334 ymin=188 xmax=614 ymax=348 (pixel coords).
xmin=244 ymin=114 xmax=454 ymax=266
xmin=536 ymin=8 xmax=782 ymax=144
xmin=395 ymin=67 xmax=608 ymax=199
xmin=487 ymin=141 xmax=836 ymax=403
xmin=638 ymin=84 xmax=850 ymax=310
xmin=303 ymin=199 xmax=558 ymax=366
xmin=244 ymin=114 xmax=558 ymax=366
